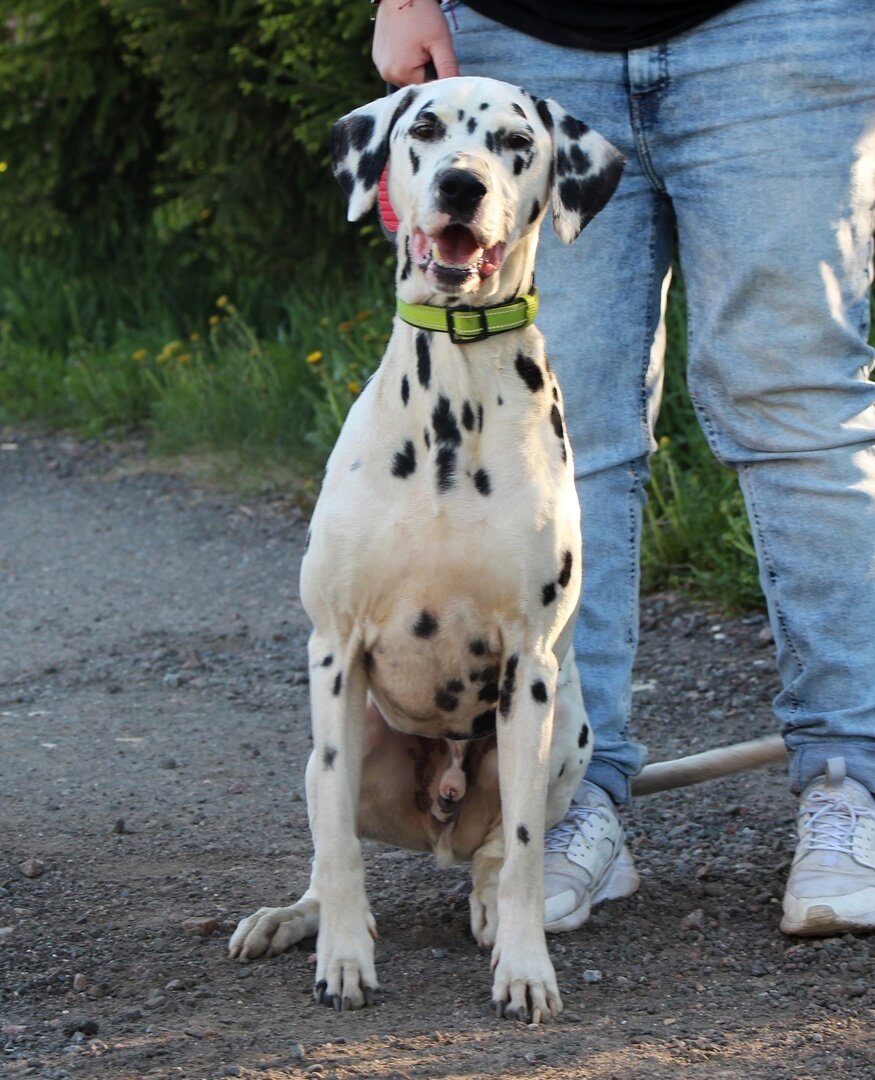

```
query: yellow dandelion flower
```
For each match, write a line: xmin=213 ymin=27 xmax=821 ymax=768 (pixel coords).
xmin=355 ymin=309 xmax=373 ymax=322
xmin=347 ymin=380 xmax=362 ymax=395
xmin=177 ymin=353 xmax=192 ymax=364
xmin=337 ymin=320 xmax=355 ymax=333
xmin=164 ymin=340 xmax=182 ymax=356
xmin=306 ymin=350 xmax=323 ymax=365
xmin=199 ymin=208 xmax=211 ymax=220
xmin=659 ymin=435 xmax=671 ymax=449
xmin=189 ymin=332 xmax=201 ymax=343
xmin=208 ymin=314 xmax=221 ymax=326
xmin=130 ymin=348 xmax=148 ymax=362
xmin=216 ymin=295 xmax=229 ymax=308
xmin=0 ymin=162 xmax=8 ymax=173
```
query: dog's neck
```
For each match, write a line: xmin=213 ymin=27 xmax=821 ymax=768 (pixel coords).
xmin=395 ymin=225 xmax=539 ymax=309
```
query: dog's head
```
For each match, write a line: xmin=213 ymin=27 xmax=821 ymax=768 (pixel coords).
xmin=330 ymin=76 xmax=624 ymax=302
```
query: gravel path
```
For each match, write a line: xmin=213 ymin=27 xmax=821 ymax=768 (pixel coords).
xmin=1 ymin=431 xmax=872 ymax=1079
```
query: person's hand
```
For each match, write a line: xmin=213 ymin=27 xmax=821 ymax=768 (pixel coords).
xmin=372 ymin=0 xmax=460 ymax=86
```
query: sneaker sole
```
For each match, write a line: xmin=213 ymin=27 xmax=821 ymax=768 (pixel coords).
xmin=780 ymin=903 xmax=875 ymax=937
xmin=545 ymin=844 xmax=640 ymax=934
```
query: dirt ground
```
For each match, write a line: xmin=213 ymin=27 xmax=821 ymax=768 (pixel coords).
xmin=1 ymin=430 xmax=873 ymax=1080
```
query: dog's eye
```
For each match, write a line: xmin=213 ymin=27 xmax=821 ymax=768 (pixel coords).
xmin=505 ymin=132 xmax=534 ymax=151
xmin=410 ymin=113 xmax=446 ymax=142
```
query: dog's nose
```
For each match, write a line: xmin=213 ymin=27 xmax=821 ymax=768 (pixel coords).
xmin=437 ymin=168 xmax=487 ymax=217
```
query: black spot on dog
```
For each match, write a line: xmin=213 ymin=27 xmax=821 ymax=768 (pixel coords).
xmin=511 ymin=102 xmax=527 ymax=118
xmin=435 ymin=687 xmax=460 ymax=712
xmin=542 ymin=582 xmax=557 ymax=606
xmin=432 ymin=396 xmax=462 ymax=445
xmin=391 ymin=88 xmax=419 ymax=131
xmin=423 ymin=428 xmax=431 ymax=449
xmin=513 ymin=154 xmax=527 ymax=175
xmin=552 ymin=385 xmax=559 ymax=401
xmin=471 ymin=709 xmax=497 ymax=738
xmin=348 ymin=114 xmax=375 ymax=151
xmin=323 ymin=745 xmax=337 ymax=768
xmin=461 ymin=400 xmax=475 ymax=431
xmin=484 ymin=129 xmax=497 ymax=154
xmin=400 ymin=235 xmax=412 ymax=282
xmin=569 ymin=144 xmax=592 ymax=174
xmin=479 ymin=102 xmax=489 ymax=111
xmin=416 ymin=332 xmax=431 ymax=389
xmin=473 ymin=468 xmax=491 ymax=496
xmin=497 ymin=395 xmax=503 ymax=406
xmin=469 ymin=639 xmax=487 ymax=656
xmin=357 ymin=143 xmax=387 ymax=191
xmin=528 ymin=198 xmax=541 ymax=224
xmin=446 ymin=679 xmax=465 ymax=694
xmin=336 ymin=169 xmax=354 ymax=198
xmin=467 ymin=116 xmax=478 ymax=134
xmin=578 ymin=724 xmax=590 ymax=748
xmin=558 ymin=762 xmax=566 ymax=778
xmin=458 ymin=109 xmax=465 ymax=121
xmin=534 ymin=98 xmax=553 ymax=131
xmin=479 ymin=680 xmax=499 ymax=702
xmin=401 ymin=374 xmax=410 ymax=406
xmin=321 ymin=654 xmax=333 ymax=667
xmin=477 ymin=402 xmax=484 ymax=430
xmin=332 ymin=672 xmax=343 ymax=696
xmin=561 ymin=114 xmax=590 ymax=140
xmin=391 ymin=439 xmax=417 ymax=478
xmin=413 ymin=610 xmax=438 ymax=638
xmin=517 ymin=824 xmax=530 ymax=845
xmin=550 ymin=403 xmax=564 ymax=441
xmin=499 ymin=654 xmax=518 ymax=718
xmin=531 ymin=679 xmax=548 ymax=703
xmin=363 ymin=650 xmax=374 ymax=672
xmin=409 ymin=146 xmax=420 ymax=174
xmin=436 ymin=446 xmax=457 ymax=492
xmin=558 ymin=550 xmax=573 ymax=588
xmin=515 ymin=353 xmax=544 ymax=393
xmin=555 ymin=148 xmax=573 ymax=178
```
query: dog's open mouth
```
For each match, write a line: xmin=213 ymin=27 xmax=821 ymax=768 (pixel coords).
xmin=412 ymin=226 xmax=505 ymax=287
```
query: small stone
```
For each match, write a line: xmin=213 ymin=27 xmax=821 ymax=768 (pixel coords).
xmin=62 ymin=1019 xmax=98 ymax=1038
xmin=19 ymin=858 xmax=45 ymax=878
xmin=159 ymin=757 xmax=178 ymax=770
xmin=112 ymin=819 xmax=126 ymax=835
xmin=680 ymin=909 xmax=706 ymax=932
xmin=181 ymin=916 xmax=219 ymax=936
xmin=582 ymin=969 xmax=603 ymax=984
xmin=73 ymin=974 xmax=88 ymax=992
xmin=165 ymin=979 xmax=187 ymax=991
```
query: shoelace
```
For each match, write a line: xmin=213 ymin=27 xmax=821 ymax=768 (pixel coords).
xmin=800 ymin=790 xmax=875 ymax=854
xmin=544 ymin=803 xmax=609 ymax=853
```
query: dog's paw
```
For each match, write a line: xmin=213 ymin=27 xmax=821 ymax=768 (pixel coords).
xmin=490 ymin=941 xmax=562 ymax=1024
xmin=314 ymin=912 xmax=379 ymax=1011
xmin=469 ymin=890 xmax=498 ymax=949
xmin=228 ymin=899 xmax=319 ymax=961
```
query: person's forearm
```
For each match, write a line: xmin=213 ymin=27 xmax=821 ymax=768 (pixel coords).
xmin=372 ymin=0 xmax=460 ymax=85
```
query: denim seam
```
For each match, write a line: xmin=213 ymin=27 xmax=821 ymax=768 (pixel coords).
xmin=738 ymin=462 xmax=803 ymax=721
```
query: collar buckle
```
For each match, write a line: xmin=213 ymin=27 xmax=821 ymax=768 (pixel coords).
xmin=448 ymin=307 xmax=489 ymax=345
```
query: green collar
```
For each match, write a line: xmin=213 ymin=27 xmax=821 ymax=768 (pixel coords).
xmin=396 ymin=289 xmax=538 ymax=344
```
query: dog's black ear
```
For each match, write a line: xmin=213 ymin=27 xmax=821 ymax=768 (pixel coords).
xmin=534 ymin=98 xmax=625 ymax=244
xmin=330 ymin=86 xmax=421 ymax=222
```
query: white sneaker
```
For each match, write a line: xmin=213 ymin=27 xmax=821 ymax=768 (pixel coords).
xmin=543 ymin=781 xmax=640 ymax=932
xmin=780 ymin=756 xmax=875 ymax=936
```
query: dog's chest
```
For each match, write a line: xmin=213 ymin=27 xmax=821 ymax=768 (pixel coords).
xmin=302 ymin=324 xmax=580 ymax=738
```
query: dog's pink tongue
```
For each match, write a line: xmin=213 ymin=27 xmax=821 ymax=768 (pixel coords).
xmin=435 ymin=225 xmax=481 ymax=266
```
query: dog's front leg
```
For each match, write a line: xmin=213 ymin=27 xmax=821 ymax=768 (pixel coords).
xmin=307 ymin=631 xmax=378 ymax=1011
xmin=490 ymin=645 xmax=562 ymax=1023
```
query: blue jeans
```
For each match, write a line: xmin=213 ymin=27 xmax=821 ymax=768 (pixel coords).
xmin=445 ymin=0 xmax=875 ymax=801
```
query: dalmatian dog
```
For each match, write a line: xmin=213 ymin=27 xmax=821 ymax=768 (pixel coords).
xmin=228 ymin=76 xmax=785 ymax=1021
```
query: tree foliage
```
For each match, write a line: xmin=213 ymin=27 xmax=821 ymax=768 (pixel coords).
xmin=0 ymin=0 xmax=381 ymax=276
